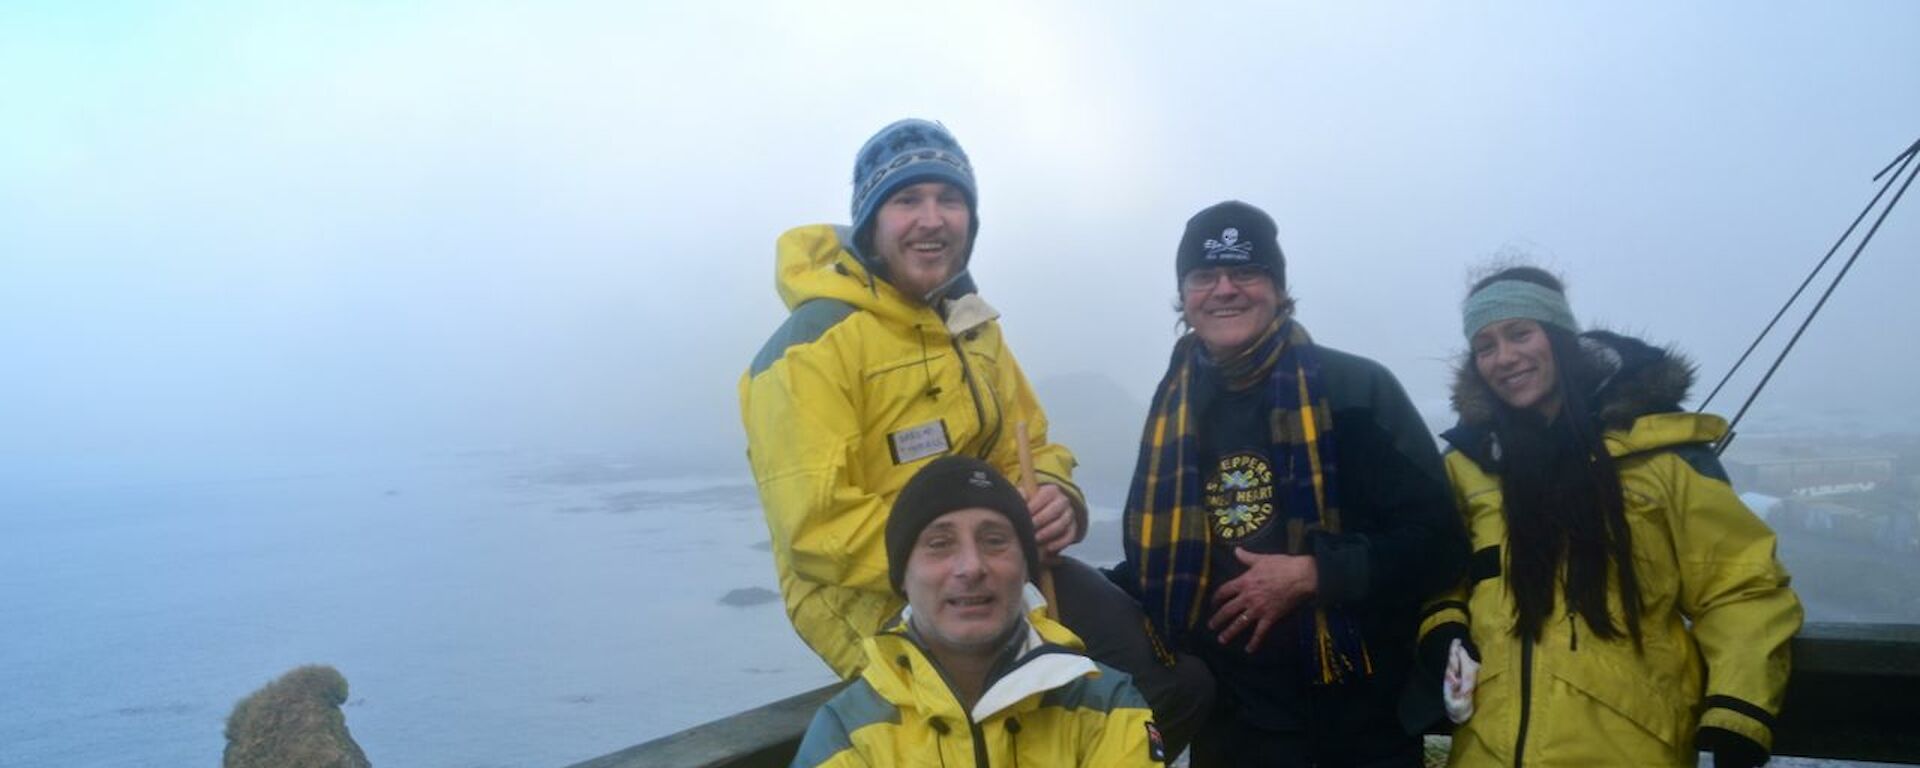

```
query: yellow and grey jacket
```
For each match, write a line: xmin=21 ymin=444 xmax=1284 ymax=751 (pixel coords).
xmin=1421 ymin=333 xmax=1801 ymax=767
xmin=792 ymin=602 xmax=1161 ymax=767
xmin=740 ymin=224 xmax=1082 ymax=677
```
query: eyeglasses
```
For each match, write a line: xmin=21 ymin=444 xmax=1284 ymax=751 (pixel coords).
xmin=1182 ymin=265 xmax=1271 ymax=294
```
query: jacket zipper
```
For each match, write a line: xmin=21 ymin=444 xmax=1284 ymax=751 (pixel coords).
xmin=1514 ymin=638 xmax=1534 ymax=767
xmin=913 ymin=631 xmax=993 ymax=768
xmin=948 ymin=334 xmax=998 ymax=459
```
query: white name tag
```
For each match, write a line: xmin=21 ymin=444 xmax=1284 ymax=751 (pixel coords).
xmin=889 ymin=420 xmax=951 ymax=465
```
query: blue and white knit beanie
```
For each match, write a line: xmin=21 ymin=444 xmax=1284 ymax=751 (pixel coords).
xmin=850 ymin=119 xmax=978 ymax=250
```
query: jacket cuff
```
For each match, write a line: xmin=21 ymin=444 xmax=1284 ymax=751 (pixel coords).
xmin=1309 ymin=531 xmax=1370 ymax=606
xmin=1699 ymin=696 xmax=1778 ymax=752
xmin=1419 ymin=599 xmax=1470 ymax=640
xmin=1696 ymin=725 xmax=1770 ymax=768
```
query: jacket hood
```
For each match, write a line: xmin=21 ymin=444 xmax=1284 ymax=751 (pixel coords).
xmin=1445 ymin=330 xmax=1725 ymax=461
xmin=774 ymin=224 xmax=980 ymax=324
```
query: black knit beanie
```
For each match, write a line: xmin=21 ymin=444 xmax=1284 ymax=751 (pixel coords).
xmin=1176 ymin=200 xmax=1286 ymax=291
xmin=885 ymin=456 xmax=1039 ymax=594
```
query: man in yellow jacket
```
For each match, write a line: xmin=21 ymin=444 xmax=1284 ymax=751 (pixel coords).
xmin=740 ymin=118 xmax=1086 ymax=678
xmin=791 ymin=457 xmax=1161 ymax=767
xmin=743 ymin=119 xmax=1213 ymax=755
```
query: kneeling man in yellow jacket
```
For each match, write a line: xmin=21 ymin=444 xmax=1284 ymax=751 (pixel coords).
xmin=793 ymin=456 xmax=1162 ymax=767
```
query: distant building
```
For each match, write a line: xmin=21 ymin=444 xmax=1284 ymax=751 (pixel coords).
xmin=1723 ymin=443 xmax=1897 ymax=499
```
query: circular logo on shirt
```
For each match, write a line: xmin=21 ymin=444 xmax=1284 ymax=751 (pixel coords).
xmin=1206 ymin=452 xmax=1275 ymax=541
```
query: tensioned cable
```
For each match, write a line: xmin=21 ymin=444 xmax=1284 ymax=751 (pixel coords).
xmin=1714 ymin=136 xmax=1920 ymax=455
xmin=1698 ymin=138 xmax=1919 ymax=411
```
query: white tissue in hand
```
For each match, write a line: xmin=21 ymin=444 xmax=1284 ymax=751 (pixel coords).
xmin=1443 ymin=638 xmax=1480 ymax=724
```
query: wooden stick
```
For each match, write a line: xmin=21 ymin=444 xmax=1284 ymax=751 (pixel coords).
xmin=1015 ymin=422 xmax=1040 ymax=496
xmin=1016 ymin=422 xmax=1060 ymax=620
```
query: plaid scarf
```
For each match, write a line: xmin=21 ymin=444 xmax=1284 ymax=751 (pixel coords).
xmin=1122 ymin=319 xmax=1373 ymax=684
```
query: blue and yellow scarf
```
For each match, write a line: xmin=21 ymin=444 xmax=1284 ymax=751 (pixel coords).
xmin=1122 ymin=319 xmax=1372 ymax=684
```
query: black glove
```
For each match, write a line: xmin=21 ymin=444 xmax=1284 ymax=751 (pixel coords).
xmin=1696 ymin=726 xmax=1768 ymax=768
xmin=1417 ymin=622 xmax=1477 ymax=681
xmin=1400 ymin=623 xmax=1477 ymax=734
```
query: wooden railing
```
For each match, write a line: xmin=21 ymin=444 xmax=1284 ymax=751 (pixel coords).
xmin=566 ymin=622 xmax=1920 ymax=767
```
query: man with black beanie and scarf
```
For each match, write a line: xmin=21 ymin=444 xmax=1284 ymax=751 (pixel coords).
xmin=1112 ymin=200 xmax=1469 ymax=766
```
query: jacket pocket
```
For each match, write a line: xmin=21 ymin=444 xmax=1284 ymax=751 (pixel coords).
xmin=1547 ymin=646 xmax=1692 ymax=749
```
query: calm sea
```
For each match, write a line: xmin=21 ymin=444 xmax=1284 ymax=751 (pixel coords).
xmin=0 ymin=451 xmax=833 ymax=767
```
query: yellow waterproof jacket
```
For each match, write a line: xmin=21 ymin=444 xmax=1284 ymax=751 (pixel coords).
xmin=791 ymin=604 xmax=1161 ymax=767
xmin=1422 ymin=336 xmax=1801 ymax=767
xmin=741 ymin=224 xmax=1082 ymax=677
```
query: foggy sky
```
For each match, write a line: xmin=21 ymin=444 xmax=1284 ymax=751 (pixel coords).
xmin=4 ymin=1 xmax=1918 ymax=490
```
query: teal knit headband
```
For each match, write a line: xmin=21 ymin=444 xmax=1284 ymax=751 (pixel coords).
xmin=1462 ymin=280 xmax=1579 ymax=339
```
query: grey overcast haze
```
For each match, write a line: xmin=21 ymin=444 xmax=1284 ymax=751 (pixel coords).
xmin=5 ymin=2 xmax=1919 ymax=489
xmin=4 ymin=3 xmax=1920 ymax=766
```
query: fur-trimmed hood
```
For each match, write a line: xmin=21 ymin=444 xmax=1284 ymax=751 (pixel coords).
xmin=1443 ymin=330 xmax=1717 ymax=466
xmin=1451 ymin=330 xmax=1697 ymax=430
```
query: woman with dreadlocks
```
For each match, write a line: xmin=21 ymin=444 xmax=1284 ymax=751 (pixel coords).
xmin=1419 ymin=265 xmax=1801 ymax=767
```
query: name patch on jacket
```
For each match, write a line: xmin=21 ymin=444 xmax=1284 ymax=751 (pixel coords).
xmin=889 ymin=420 xmax=951 ymax=464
